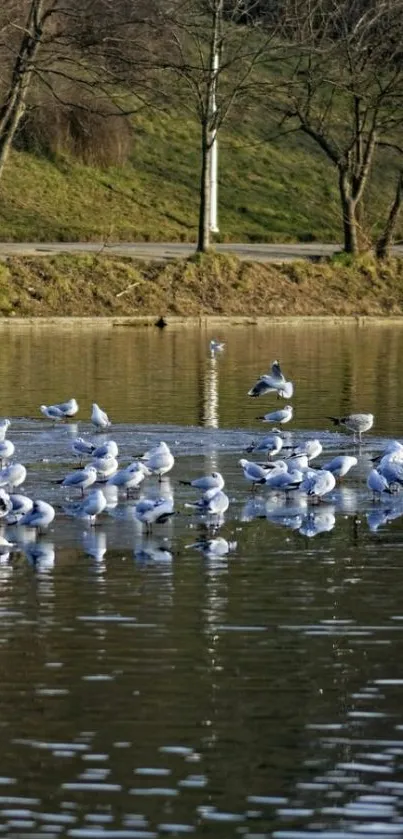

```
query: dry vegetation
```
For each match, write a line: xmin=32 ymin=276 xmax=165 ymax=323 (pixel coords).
xmin=0 ymin=252 xmax=403 ymax=317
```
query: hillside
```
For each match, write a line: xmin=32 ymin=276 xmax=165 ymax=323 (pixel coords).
xmin=0 ymin=107 xmax=400 ymax=245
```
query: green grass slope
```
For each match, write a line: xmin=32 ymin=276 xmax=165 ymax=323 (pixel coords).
xmin=0 ymin=109 xmax=399 ymax=243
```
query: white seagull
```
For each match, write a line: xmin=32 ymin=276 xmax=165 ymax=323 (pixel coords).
xmin=134 ymin=497 xmax=174 ymax=531
xmin=60 ymin=464 xmax=97 ymax=496
xmin=248 ymin=360 xmax=294 ymax=400
xmin=0 ymin=419 xmax=11 ymax=442
xmin=300 ymin=470 xmax=336 ymax=500
xmin=0 ymin=463 xmax=27 ymax=490
xmin=72 ymin=437 xmax=96 ymax=464
xmin=0 ymin=440 xmax=14 ymax=467
xmin=55 ymin=398 xmax=79 ymax=418
xmin=40 ymin=404 xmax=65 ymax=422
xmin=180 ymin=471 xmax=225 ymax=492
xmin=141 ymin=441 xmax=174 ymax=480
xmin=246 ymin=434 xmax=283 ymax=458
xmin=92 ymin=440 xmax=119 ymax=459
xmin=0 ymin=489 xmax=12 ymax=519
xmin=19 ymin=500 xmax=55 ymax=532
xmin=91 ymin=403 xmax=111 ymax=431
xmin=322 ymin=455 xmax=358 ymax=480
xmin=5 ymin=494 xmax=33 ymax=525
xmin=367 ymin=468 xmax=393 ymax=500
xmin=185 ymin=487 xmax=229 ymax=517
xmin=107 ymin=462 xmax=150 ymax=496
xmin=91 ymin=454 xmax=118 ymax=482
xmin=291 ymin=439 xmax=322 ymax=462
xmin=79 ymin=488 xmax=107 ymax=524
xmin=239 ymin=458 xmax=269 ymax=488
xmin=257 ymin=405 xmax=293 ymax=425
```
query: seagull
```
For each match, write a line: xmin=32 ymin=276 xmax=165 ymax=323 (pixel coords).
xmin=0 ymin=419 xmax=11 ymax=442
xmin=107 ymin=462 xmax=150 ymax=496
xmin=186 ymin=537 xmax=237 ymax=557
xmin=54 ymin=398 xmax=79 ymax=418
xmin=141 ymin=441 xmax=174 ymax=480
xmin=72 ymin=437 xmax=96 ymax=464
xmin=5 ymin=494 xmax=33 ymax=525
xmin=59 ymin=465 xmax=97 ymax=496
xmin=91 ymin=454 xmax=118 ymax=482
xmin=92 ymin=440 xmax=119 ymax=459
xmin=266 ymin=467 xmax=304 ymax=494
xmin=291 ymin=439 xmax=322 ymax=462
xmin=40 ymin=404 xmax=65 ymax=422
xmin=0 ymin=463 xmax=27 ymax=490
xmin=210 ymin=339 xmax=225 ymax=352
xmin=321 ymin=455 xmax=358 ymax=480
xmin=0 ymin=439 xmax=14 ymax=467
xmin=367 ymin=468 xmax=393 ymax=500
xmin=239 ymin=458 xmax=269 ymax=488
xmin=91 ymin=403 xmax=111 ymax=431
xmin=79 ymin=489 xmax=107 ymax=524
xmin=256 ymin=406 xmax=293 ymax=425
xmin=19 ymin=500 xmax=55 ymax=533
xmin=246 ymin=434 xmax=283 ymax=457
xmin=300 ymin=470 xmax=336 ymax=500
xmin=0 ymin=489 xmax=12 ymax=519
xmin=248 ymin=360 xmax=294 ymax=399
xmin=328 ymin=413 xmax=374 ymax=441
xmin=134 ymin=497 xmax=174 ymax=531
xmin=377 ymin=459 xmax=403 ymax=488
xmin=185 ymin=487 xmax=229 ymax=516
xmin=180 ymin=471 xmax=225 ymax=492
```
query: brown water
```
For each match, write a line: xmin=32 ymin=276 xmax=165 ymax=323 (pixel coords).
xmin=0 ymin=323 xmax=403 ymax=838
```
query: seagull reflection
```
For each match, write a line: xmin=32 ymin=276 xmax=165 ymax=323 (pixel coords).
xmin=23 ymin=540 xmax=55 ymax=570
xmin=241 ymin=496 xmax=267 ymax=522
xmin=134 ymin=538 xmax=173 ymax=565
xmin=203 ymin=352 xmax=219 ymax=428
xmin=265 ymin=494 xmax=308 ymax=531
xmin=367 ymin=499 xmax=403 ymax=532
xmin=186 ymin=537 xmax=237 ymax=558
xmin=298 ymin=507 xmax=336 ymax=538
xmin=82 ymin=529 xmax=107 ymax=562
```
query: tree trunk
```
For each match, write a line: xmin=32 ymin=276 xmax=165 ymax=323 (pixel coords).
xmin=0 ymin=0 xmax=46 ymax=181
xmin=339 ymin=170 xmax=359 ymax=255
xmin=376 ymin=172 xmax=403 ymax=260
xmin=0 ymin=100 xmax=26 ymax=179
xmin=197 ymin=130 xmax=211 ymax=253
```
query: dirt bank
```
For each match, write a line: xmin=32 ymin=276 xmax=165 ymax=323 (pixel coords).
xmin=0 ymin=251 xmax=402 ymax=318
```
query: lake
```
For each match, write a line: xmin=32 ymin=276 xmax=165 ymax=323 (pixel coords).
xmin=0 ymin=321 xmax=403 ymax=839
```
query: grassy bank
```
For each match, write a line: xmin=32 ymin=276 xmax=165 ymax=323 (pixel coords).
xmin=0 ymin=107 xmax=400 ymax=244
xmin=0 ymin=252 xmax=403 ymax=318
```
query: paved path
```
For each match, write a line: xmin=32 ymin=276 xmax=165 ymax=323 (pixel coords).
xmin=1 ymin=241 xmax=403 ymax=262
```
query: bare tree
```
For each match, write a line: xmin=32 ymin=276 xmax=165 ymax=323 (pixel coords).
xmin=0 ymin=0 xmax=163 ymax=181
xmin=272 ymin=0 xmax=403 ymax=254
xmin=161 ymin=0 xmax=282 ymax=252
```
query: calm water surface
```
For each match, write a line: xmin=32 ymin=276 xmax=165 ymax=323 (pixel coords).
xmin=0 ymin=323 xmax=403 ymax=838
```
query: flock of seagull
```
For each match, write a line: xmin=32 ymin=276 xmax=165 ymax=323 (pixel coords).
xmin=0 ymin=349 xmax=402 ymax=565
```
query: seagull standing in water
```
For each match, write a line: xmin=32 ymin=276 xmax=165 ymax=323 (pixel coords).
xmin=0 ymin=420 xmax=11 ymax=442
xmin=72 ymin=437 xmax=96 ymax=465
xmin=300 ymin=470 xmax=336 ymax=501
xmin=141 ymin=441 xmax=174 ymax=480
xmin=248 ymin=360 xmax=294 ymax=400
xmin=367 ymin=468 xmax=393 ymax=500
xmin=134 ymin=497 xmax=175 ymax=532
xmin=328 ymin=413 xmax=374 ymax=442
xmin=322 ymin=455 xmax=358 ymax=480
xmin=0 ymin=440 xmax=14 ymax=468
xmin=59 ymin=465 xmax=98 ymax=497
xmin=54 ymin=398 xmax=79 ymax=418
xmin=91 ymin=403 xmax=111 ymax=431
xmin=180 ymin=471 xmax=225 ymax=492
xmin=19 ymin=500 xmax=55 ymax=533
xmin=257 ymin=405 xmax=293 ymax=425
xmin=40 ymin=404 xmax=65 ymax=423
xmin=79 ymin=489 xmax=107 ymax=525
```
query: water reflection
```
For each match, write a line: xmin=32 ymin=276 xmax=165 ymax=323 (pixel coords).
xmin=0 ymin=324 xmax=403 ymax=836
